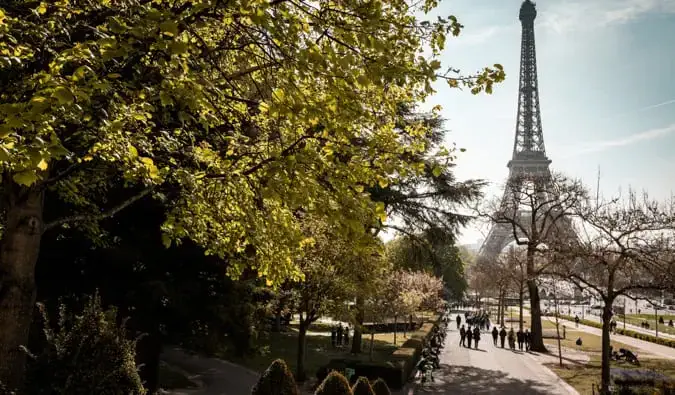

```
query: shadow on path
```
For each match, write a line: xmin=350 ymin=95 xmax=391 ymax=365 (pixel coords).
xmin=408 ymin=364 xmax=560 ymax=395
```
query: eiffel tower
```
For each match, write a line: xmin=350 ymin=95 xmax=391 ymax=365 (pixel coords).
xmin=479 ymin=0 xmax=574 ymax=259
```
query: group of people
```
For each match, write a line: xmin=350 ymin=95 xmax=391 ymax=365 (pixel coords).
xmin=456 ymin=313 xmax=532 ymax=351
xmin=463 ymin=310 xmax=491 ymax=331
xmin=330 ymin=324 xmax=350 ymax=348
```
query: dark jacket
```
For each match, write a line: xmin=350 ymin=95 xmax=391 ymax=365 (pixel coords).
xmin=492 ymin=327 xmax=499 ymax=339
xmin=473 ymin=327 xmax=480 ymax=341
xmin=517 ymin=330 xmax=524 ymax=342
xmin=499 ymin=328 xmax=507 ymax=338
xmin=460 ymin=327 xmax=466 ymax=337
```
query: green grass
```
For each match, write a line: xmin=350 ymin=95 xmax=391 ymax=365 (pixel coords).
xmin=549 ymin=357 xmax=675 ymax=394
xmin=223 ymin=327 xmax=399 ymax=378
xmin=621 ymin=314 xmax=675 ymax=336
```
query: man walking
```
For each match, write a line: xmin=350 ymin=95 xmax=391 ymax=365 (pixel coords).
xmin=499 ymin=326 xmax=507 ymax=348
xmin=459 ymin=325 xmax=466 ymax=347
xmin=466 ymin=325 xmax=473 ymax=349
xmin=517 ymin=328 xmax=524 ymax=351
xmin=473 ymin=326 xmax=481 ymax=349
xmin=524 ymin=329 xmax=531 ymax=351
xmin=492 ymin=326 xmax=498 ymax=346
xmin=456 ymin=314 xmax=461 ymax=329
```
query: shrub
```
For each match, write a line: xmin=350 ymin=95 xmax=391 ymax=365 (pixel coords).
xmin=251 ymin=359 xmax=299 ymax=395
xmin=24 ymin=293 xmax=146 ymax=394
xmin=371 ymin=379 xmax=391 ymax=395
xmin=315 ymin=371 xmax=353 ymax=395
xmin=351 ymin=377 xmax=374 ymax=395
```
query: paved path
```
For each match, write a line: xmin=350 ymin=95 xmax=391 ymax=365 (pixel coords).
xmin=161 ymin=346 xmax=259 ymax=395
xmin=565 ymin=307 xmax=675 ymax=340
xmin=549 ymin=317 xmax=675 ymax=360
xmin=401 ymin=315 xmax=579 ymax=395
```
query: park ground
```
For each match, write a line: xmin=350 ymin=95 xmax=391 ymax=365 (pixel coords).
xmin=158 ymin=308 xmax=675 ymax=394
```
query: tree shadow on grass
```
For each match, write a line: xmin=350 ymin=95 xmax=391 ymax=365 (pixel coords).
xmin=407 ymin=364 xmax=561 ymax=395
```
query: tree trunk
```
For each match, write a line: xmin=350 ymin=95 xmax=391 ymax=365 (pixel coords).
xmin=519 ymin=283 xmax=524 ymax=331
xmin=0 ymin=188 xmax=45 ymax=389
xmin=527 ymin=279 xmax=546 ymax=352
xmin=369 ymin=331 xmax=375 ymax=361
xmin=393 ymin=315 xmax=397 ymax=345
xmin=273 ymin=299 xmax=284 ymax=333
xmin=350 ymin=296 xmax=364 ymax=354
xmin=600 ymin=302 xmax=613 ymax=394
xmin=296 ymin=320 xmax=308 ymax=382
xmin=526 ymin=248 xmax=546 ymax=353
xmin=500 ymin=292 xmax=506 ymax=326
xmin=497 ymin=289 xmax=502 ymax=325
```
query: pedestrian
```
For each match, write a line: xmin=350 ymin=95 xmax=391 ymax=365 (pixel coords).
xmin=575 ymin=315 xmax=580 ymax=328
xmin=344 ymin=326 xmax=350 ymax=346
xmin=473 ymin=326 xmax=481 ymax=349
xmin=508 ymin=328 xmax=516 ymax=350
xmin=492 ymin=326 xmax=498 ymax=346
xmin=330 ymin=326 xmax=337 ymax=348
xmin=499 ymin=326 xmax=507 ymax=348
xmin=337 ymin=324 xmax=343 ymax=347
xmin=524 ymin=329 xmax=531 ymax=351
xmin=516 ymin=328 xmax=524 ymax=351
xmin=466 ymin=325 xmax=473 ymax=349
xmin=459 ymin=324 xmax=466 ymax=347
xmin=456 ymin=314 xmax=461 ymax=329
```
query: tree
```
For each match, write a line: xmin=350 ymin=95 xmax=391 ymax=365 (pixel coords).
xmin=290 ymin=217 xmax=383 ymax=381
xmin=498 ymin=245 xmax=527 ymax=330
xmin=551 ymin=191 xmax=675 ymax=393
xmin=250 ymin=359 xmax=299 ymax=395
xmin=351 ymin=377 xmax=375 ymax=395
xmin=478 ymin=172 xmax=587 ymax=352
xmin=315 ymin=371 xmax=353 ymax=395
xmin=0 ymin=0 xmax=504 ymax=385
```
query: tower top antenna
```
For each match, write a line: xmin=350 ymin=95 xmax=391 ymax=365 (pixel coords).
xmin=519 ymin=0 xmax=537 ymax=23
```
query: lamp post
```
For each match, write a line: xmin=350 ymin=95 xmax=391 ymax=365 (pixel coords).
xmin=623 ymin=298 xmax=626 ymax=330
xmin=655 ymin=306 xmax=659 ymax=338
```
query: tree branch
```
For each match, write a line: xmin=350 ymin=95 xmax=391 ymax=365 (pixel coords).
xmin=43 ymin=186 xmax=154 ymax=232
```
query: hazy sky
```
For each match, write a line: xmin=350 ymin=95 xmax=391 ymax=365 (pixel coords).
xmin=417 ymin=0 xmax=675 ymax=246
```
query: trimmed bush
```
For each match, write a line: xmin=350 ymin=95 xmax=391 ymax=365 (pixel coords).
xmin=315 ymin=371 xmax=353 ymax=395
xmin=351 ymin=377 xmax=375 ymax=395
xmin=24 ymin=294 xmax=146 ymax=394
xmin=371 ymin=379 xmax=391 ymax=395
xmin=251 ymin=359 xmax=299 ymax=395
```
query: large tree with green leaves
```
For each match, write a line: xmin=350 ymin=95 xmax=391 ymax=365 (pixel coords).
xmin=0 ymin=0 xmax=503 ymax=386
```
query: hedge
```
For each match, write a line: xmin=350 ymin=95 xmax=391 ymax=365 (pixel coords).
xmin=316 ymin=315 xmax=440 ymax=390
xmin=560 ymin=315 xmax=675 ymax=349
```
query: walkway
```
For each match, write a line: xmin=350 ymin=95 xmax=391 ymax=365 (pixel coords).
xmin=565 ymin=306 xmax=675 ymax=341
xmin=550 ymin=317 xmax=675 ymax=360
xmin=161 ymin=346 xmax=259 ymax=395
xmin=401 ymin=314 xmax=579 ymax=395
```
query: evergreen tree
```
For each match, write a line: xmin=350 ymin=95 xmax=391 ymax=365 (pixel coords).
xmin=315 ymin=371 xmax=353 ymax=395
xmin=351 ymin=377 xmax=375 ymax=395
xmin=251 ymin=359 xmax=299 ymax=395
xmin=371 ymin=379 xmax=391 ymax=395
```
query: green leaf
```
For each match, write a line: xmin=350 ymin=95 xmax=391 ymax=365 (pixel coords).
xmin=159 ymin=21 xmax=178 ymax=37
xmin=13 ymin=170 xmax=38 ymax=186
xmin=432 ymin=165 xmax=442 ymax=177
xmin=53 ymin=86 xmax=74 ymax=105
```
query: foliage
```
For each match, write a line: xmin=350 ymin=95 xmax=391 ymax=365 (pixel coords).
xmin=250 ymin=359 xmax=299 ymax=395
xmin=0 ymin=0 xmax=503 ymax=285
xmin=370 ymin=379 xmax=391 ymax=395
xmin=23 ymin=293 xmax=145 ymax=395
xmin=315 ymin=371 xmax=353 ymax=395
xmin=385 ymin=230 xmax=468 ymax=299
xmin=351 ymin=377 xmax=375 ymax=395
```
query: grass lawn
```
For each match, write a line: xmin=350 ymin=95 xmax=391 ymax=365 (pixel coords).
xmin=545 ymin=320 xmax=675 ymax=394
xmin=549 ymin=357 xmax=675 ymax=394
xmin=621 ymin=314 xmax=675 ymax=336
xmin=223 ymin=324 xmax=403 ymax=378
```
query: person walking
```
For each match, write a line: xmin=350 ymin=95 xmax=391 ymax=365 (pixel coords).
xmin=516 ymin=328 xmax=524 ymax=351
xmin=575 ymin=315 xmax=580 ymax=328
xmin=330 ymin=326 xmax=337 ymax=348
xmin=499 ymin=326 xmax=507 ymax=348
xmin=466 ymin=325 xmax=473 ymax=349
xmin=343 ymin=326 xmax=350 ymax=346
xmin=508 ymin=328 xmax=516 ymax=350
xmin=456 ymin=314 xmax=461 ymax=329
xmin=524 ymin=329 xmax=531 ymax=351
xmin=473 ymin=326 xmax=481 ymax=349
xmin=492 ymin=326 xmax=498 ymax=346
xmin=337 ymin=324 xmax=343 ymax=347
xmin=459 ymin=325 xmax=466 ymax=347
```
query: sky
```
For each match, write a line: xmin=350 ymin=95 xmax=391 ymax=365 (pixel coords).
xmin=412 ymin=0 xmax=675 ymax=247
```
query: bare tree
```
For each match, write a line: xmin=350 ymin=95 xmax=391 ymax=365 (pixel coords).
xmin=551 ymin=191 xmax=675 ymax=393
xmin=478 ymin=172 xmax=587 ymax=352
xmin=499 ymin=246 xmax=528 ymax=331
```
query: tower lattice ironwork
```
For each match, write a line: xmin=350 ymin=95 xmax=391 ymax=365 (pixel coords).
xmin=478 ymin=0 xmax=574 ymax=259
